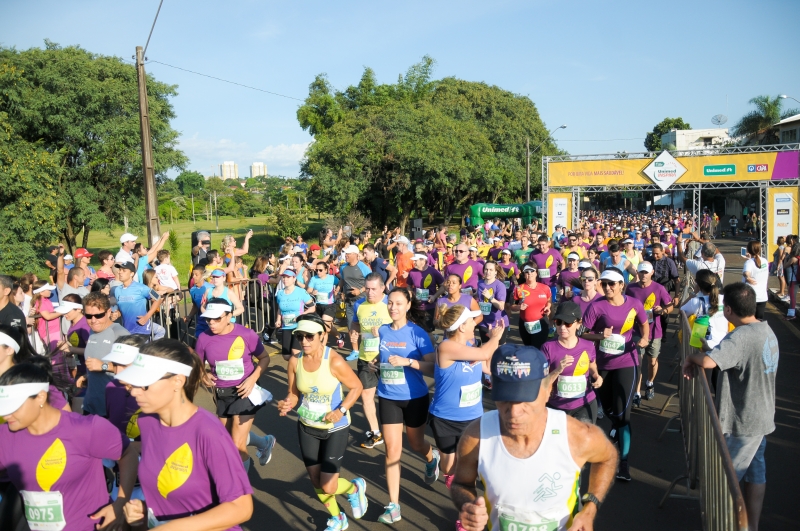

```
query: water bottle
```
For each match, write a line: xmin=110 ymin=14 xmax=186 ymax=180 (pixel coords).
xmin=689 ymin=315 xmax=710 ymax=348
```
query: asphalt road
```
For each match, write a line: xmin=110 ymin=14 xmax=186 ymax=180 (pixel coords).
xmin=193 ymin=236 xmax=797 ymax=531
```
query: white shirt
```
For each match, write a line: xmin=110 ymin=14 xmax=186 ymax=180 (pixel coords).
xmin=115 ymin=248 xmax=134 ymax=264
xmin=742 ymin=258 xmax=769 ymax=303
xmin=681 ymin=294 xmax=729 ymax=350
xmin=686 ymin=254 xmax=726 ymax=282
xmin=154 ymin=263 xmax=179 ymax=290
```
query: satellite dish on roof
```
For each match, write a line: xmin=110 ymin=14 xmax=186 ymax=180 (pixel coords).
xmin=711 ymin=114 xmax=728 ymax=126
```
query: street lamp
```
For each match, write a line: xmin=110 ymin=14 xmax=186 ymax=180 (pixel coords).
xmin=527 ymin=125 xmax=566 ymax=202
xmin=780 ymin=95 xmax=800 ymax=105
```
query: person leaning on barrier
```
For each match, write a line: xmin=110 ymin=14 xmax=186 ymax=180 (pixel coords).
xmin=682 ymin=282 xmax=777 ymax=531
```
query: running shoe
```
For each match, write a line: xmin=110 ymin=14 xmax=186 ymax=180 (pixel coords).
xmin=425 ymin=448 xmax=440 ymax=485
xmin=444 ymin=474 xmax=455 ymax=489
xmin=786 ymin=314 xmax=796 ymax=321
xmin=632 ymin=393 xmax=641 ymax=408
xmin=378 ymin=503 xmax=402 ymax=524
xmin=347 ymin=478 xmax=368 ymax=519
xmin=324 ymin=513 xmax=349 ymax=531
xmin=455 ymin=520 xmax=467 ymax=531
xmin=616 ymin=460 xmax=632 ymax=482
xmin=644 ymin=385 xmax=655 ymax=401
xmin=256 ymin=434 xmax=276 ymax=466
xmin=337 ymin=333 xmax=346 ymax=349
xmin=597 ymin=408 xmax=604 ymax=420
xmin=345 ymin=350 xmax=359 ymax=361
xmin=360 ymin=431 xmax=384 ymax=449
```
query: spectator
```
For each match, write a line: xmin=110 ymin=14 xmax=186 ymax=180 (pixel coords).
xmin=683 ymin=282 xmax=777 ymax=531
xmin=116 ymin=233 xmax=139 ymax=264
xmin=742 ymin=241 xmax=769 ymax=320
xmin=63 ymin=254 xmax=75 ymax=270
xmin=73 ymin=248 xmax=96 ymax=286
xmin=43 ymin=245 xmax=59 ymax=281
xmin=154 ymin=249 xmax=181 ymax=291
xmin=95 ymin=250 xmax=116 ymax=280
xmin=132 ymin=232 xmax=170 ymax=283
xmin=678 ymin=239 xmax=726 ymax=283
xmin=0 ymin=275 xmax=26 ymax=330
xmin=192 ymin=230 xmax=212 ymax=266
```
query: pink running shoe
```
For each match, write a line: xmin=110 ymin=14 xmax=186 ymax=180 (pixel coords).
xmin=455 ymin=520 xmax=467 ymax=531
xmin=444 ymin=474 xmax=454 ymax=489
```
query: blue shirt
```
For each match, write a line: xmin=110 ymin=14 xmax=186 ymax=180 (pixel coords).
xmin=429 ymin=342 xmax=484 ymax=422
xmin=276 ymin=287 xmax=313 ymax=329
xmin=307 ymin=274 xmax=339 ymax=305
xmin=113 ymin=281 xmax=154 ymax=335
xmin=376 ymin=322 xmax=434 ymax=400
xmin=190 ymin=284 xmax=209 ymax=337
xmin=136 ymin=257 xmax=150 ymax=284
xmin=203 ymin=285 xmax=236 ymax=323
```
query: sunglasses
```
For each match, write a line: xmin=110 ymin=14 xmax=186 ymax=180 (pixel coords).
xmin=316 ymin=268 xmax=327 ymax=273
xmin=581 ymin=277 xmax=596 ymax=282
xmin=455 ymin=250 xmax=467 ymax=254
xmin=204 ymin=314 xmax=229 ymax=323
xmin=295 ymin=333 xmax=318 ymax=342
xmin=85 ymin=312 xmax=108 ymax=320
xmin=600 ymin=281 xmax=620 ymax=288
xmin=124 ymin=375 xmax=171 ymax=392
xmin=554 ymin=319 xmax=576 ymax=327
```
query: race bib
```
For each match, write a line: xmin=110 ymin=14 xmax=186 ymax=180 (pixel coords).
xmin=557 ymin=375 xmax=587 ymax=399
xmin=538 ymin=268 xmax=551 ymax=279
xmin=504 ymin=280 xmax=511 ymax=290
xmin=380 ymin=363 xmax=406 ymax=385
xmin=479 ymin=302 xmax=492 ymax=315
xmin=283 ymin=313 xmax=297 ymax=327
xmin=497 ymin=504 xmax=559 ymax=531
xmin=215 ymin=358 xmax=245 ymax=381
xmin=297 ymin=397 xmax=330 ymax=429
xmin=599 ymin=334 xmax=626 ymax=355
xmin=524 ymin=320 xmax=542 ymax=334
xmin=21 ymin=491 xmax=65 ymax=531
xmin=317 ymin=292 xmax=332 ymax=305
xmin=459 ymin=381 xmax=482 ymax=408
xmin=415 ymin=288 xmax=430 ymax=302
xmin=460 ymin=288 xmax=473 ymax=295
xmin=147 ymin=508 xmax=167 ymax=528
xmin=646 ymin=309 xmax=654 ymax=324
xmin=362 ymin=333 xmax=379 ymax=353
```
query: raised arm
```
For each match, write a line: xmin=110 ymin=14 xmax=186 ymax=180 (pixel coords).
xmin=145 ymin=232 xmax=170 ymax=263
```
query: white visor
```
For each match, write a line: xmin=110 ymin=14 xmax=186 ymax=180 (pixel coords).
xmin=578 ymin=261 xmax=593 ymax=269
xmin=115 ymin=353 xmax=193 ymax=388
xmin=446 ymin=307 xmax=483 ymax=332
xmin=599 ymin=270 xmax=625 ymax=283
xmin=33 ymin=284 xmax=56 ymax=294
xmin=103 ymin=343 xmax=140 ymax=366
xmin=54 ymin=301 xmax=83 ymax=315
xmin=567 ymin=253 xmax=580 ymax=260
xmin=201 ymin=303 xmax=233 ymax=319
xmin=279 ymin=255 xmax=292 ymax=261
xmin=0 ymin=332 xmax=21 ymax=353
xmin=0 ymin=383 xmax=50 ymax=416
xmin=412 ymin=254 xmax=428 ymax=261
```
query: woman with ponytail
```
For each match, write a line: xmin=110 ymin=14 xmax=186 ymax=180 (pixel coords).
xmin=742 ymin=241 xmax=769 ymax=320
xmin=681 ymin=269 xmax=730 ymax=352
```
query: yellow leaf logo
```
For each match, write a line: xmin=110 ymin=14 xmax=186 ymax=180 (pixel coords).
xmin=573 ymin=351 xmax=590 ymax=376
xmin=644 ymin=293 xmax=656 ymax=311
xmin=157 ymin=443 xmax=193 ymax=498
xmin=423 ymin=274 xmax=432 ymax=288
xmin=228 ymin=336 xmax=245 ymax=360
xmin=36 ymin=439 xmax=67 ymax=492
xmin=620 ymin=308 xmax=637 ymax=334
xmin=126 ymin=409 xmax=141 ymax=439
xmin=545 ymin=255 xmax=553 ymax=268
xmin=464 ymin=266 xmax=473 ymax=282
xmin=68 ymin=332 xmax=79 ymax=347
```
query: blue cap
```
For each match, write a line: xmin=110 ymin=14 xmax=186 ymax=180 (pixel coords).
xmin=490 ymin=344 xmax=549 ymax=402
xmin=281 ymin=269 xmax=297 ymax=278
xmin=210 ymin=269 xmax=226 ymax=278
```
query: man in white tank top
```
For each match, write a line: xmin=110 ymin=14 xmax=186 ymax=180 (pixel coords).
xmin=450 ymin=344 xmax=618 ymax=531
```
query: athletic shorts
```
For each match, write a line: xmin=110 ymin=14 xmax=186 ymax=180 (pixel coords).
xmin=428 ymin=415 xmax=475 ymax=454
xmin=357 ymin=359 xmax=378 ymax=389
xmin=643 ymin=337 xmax=662 ymax=359
xmin=378 ymin=394 xmax=429 ymax=428
xmin=315 ymin=303 xmax=337 ymax=320
xmin=213 ymin=386 xmax=265 ymax=418
xmin=726 ymin=434 xmax=767 ymax=484
xmin=563 ymin=399 xmax=598 ymax=425
xmin=297 ymin=422 xmax=350 ymax=474
xmin=280 ymin=328 xmax=301 ymax=357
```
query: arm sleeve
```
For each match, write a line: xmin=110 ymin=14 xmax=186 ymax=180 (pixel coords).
xmin=583 ymin=304 xmax=597 ymax=331
xmin=250 ymin=330 xmax=265 ymax=358
xmin=358 ymin=262 xmax=372 ymax=277
xmin=194 ymin=335 xmax=206 ymax=363
xmin=87 ymin=415 xmax=128 ymax=460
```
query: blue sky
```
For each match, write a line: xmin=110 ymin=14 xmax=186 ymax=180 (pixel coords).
xmin=2 ymin=0 xmax=798 ymax=178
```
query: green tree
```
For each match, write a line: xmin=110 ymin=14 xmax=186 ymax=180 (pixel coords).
xmin=0 ymin=42 xmax=186 ymax=250
xmin=270 ymin=205 xmax=306 ymax=238
xmin=644 ymin=117 xmax=691 ymax=152
xmin=216 ymin=196 xmax=240 ymax=216
xmin=731 ymin=95 xmax=800 ymax=145
xmin=204 ymin=176 xmax=228 ymax=196
xmin=244 ymin=177 xmax=259 ymax=189
xmin=223 ymin=178 xmax=240 ymax=187
xmin=175 ymin=170 xmax=205 ymax=195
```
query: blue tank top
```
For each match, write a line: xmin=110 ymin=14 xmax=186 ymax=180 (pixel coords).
xmin=205 ymin=285 xmax=235 ymax=323
xmin=429 ymin=340 xmax=484 ymax=421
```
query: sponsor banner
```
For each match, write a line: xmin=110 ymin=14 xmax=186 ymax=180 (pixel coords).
xmin=768 ymin=188 xmax=798 ymax=259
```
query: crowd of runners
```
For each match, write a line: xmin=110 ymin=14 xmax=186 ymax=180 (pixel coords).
xmin=0 ymin=206 xmax=783 ymax=531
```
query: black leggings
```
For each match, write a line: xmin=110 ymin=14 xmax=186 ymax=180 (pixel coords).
xmin=478 ymin=326 xmax=510 ymax=347
xmin=297 ymin=422 xmax=350 ymax=474
xmin=596 ymin=365 xmax=638 ymax=428
xmin=518 ymin=318 xmax=549 ymax=349
xmin=281 ymin=328 xmax=301 ymax=357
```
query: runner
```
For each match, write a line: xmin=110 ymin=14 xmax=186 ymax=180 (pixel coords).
xmin=307 ymin=260 xmax=340 ymax=333
xmin=434 ymin=274 xmax=483 ymax=329
xmin=393 ymin=236 xmax=414 ymax=288
xmin=625 ymin=262 xmax=673 ymax=403
xmin=196 ymin=299 xmax=276 ymax=469
xmin=101 ymin=335 xmax=147 ymax=441
xmin=600 ymin=243 xmax=638 ymax=283
xmin=117 ymin=339 xmax=254 ymax=530
xmin=112 ymin=262 xmax=165 ymax=340
xmin=30 ymin=280 xmax=61 ymax=354
xmin=557 ymin=252 xmax=581 ymax=301
xmin=510 ymin=265 xmax=551 ymax=349
xmin=372 ymin=288 xmax=439 ymax=524
xmin=541 ymin=301 xmax=602 ymax=424
xmin=450 ymin=344 xmax=618 ymax=531
xmin=582 ymin=269 xmax=649 ymax=481
xmin=529 ymin=236 xmax=563 ymax=300
xmin=497 ymin=250 xmax=519 ymax=290
xmin=338 ymin=245 xmax=372 ymax=361
xmin=291 ymin=253 xmax=311 ymax=290
xmin=276 ymin=269 xmax=315 ymax=360
xmin=444 ymin=244 xmax=484 ymax=296
xmin=204 ymin=268 xmax=245 ymax=319
xmin=476 ymin=262 xmax=510 ymax=346
xmin=55 ymin=295 xmax=89 ymax=380
xmin=0 ymin=359 xmax=139 ymax=531
xmin=407 ymin=253 xmax=444 ymax=332
xmin=277 ymin=314 xmax=368 ymax=531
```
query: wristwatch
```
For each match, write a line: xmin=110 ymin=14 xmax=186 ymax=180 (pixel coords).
xmin=581 ymin=492 xmax=602 ymax=509
xmin=338 ymin=406 xmax=348 ymax=415
xmin=101 ymin=362 xmax=109 ymax=372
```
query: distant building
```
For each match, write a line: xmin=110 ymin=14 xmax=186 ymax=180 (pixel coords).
xmin=220 ymin=161 xmax=238 ymax=180
xmin=250 ymin=162 xmax=267 ymax=178
xmin=660 ymin=128 xmax=730 ymax=151
xmin=776 ymin=114 xmax=800 ymax=144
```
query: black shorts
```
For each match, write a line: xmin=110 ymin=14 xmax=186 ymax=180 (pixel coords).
xmin=379 ymin=394 xmax=429 ymax=428
xmin=428 ymin=415 xmax=475 ymax=454
xmin=280 ymin=328 xmax=301 ymax=357
xmin=213 ymin=386 xmax=265 ymax=418
xmin=297 ymin=422 xmax=350 ymax=474
xmin=357 ymin=358 xmax=378 ymax=389
xmin=562 ymin=399 xmax=598 ymax=425
xmin=315 ymin=303 xmax=337 ymax=320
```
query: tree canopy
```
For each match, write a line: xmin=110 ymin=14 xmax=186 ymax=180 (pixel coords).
xmin=175 ymin=170 xmax=205 ymax=195
xmin=731 ymin=95 xmax=800 ymax=145
xmin=644 ymin=117 xmax=691 ymax=152
xmin=297 ymin=56 xmax=562 ymax=230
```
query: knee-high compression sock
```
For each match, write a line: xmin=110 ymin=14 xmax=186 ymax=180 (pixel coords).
xmin=315 ymin=488 xmax=341 ymax=517
xmin=619 ymin=424 xmax=632 ymax=461
xmin=335 ymin=478 xmax=357 ymax=495
xmin=246 ymin=432 xmax=267 ymax=449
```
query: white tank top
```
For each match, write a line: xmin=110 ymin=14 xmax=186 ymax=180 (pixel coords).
xmin=478 ymin=409 xmax=581 ymax=531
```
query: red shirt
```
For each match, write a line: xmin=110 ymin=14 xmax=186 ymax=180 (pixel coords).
xmin=513 ymin=282 xmax=551 ymax=322
xmin=396 ymin=251 xmax=414 ymax=288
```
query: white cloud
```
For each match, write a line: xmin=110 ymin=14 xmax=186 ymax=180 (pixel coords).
xmin=177 ymin=134 xmax=309 ymax=177
xmin=255 ymin=142 xmax=310 ymax=168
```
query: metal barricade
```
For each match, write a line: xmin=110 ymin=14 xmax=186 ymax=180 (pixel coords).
xmin=660 ymin=313 xmax=748 ymax=531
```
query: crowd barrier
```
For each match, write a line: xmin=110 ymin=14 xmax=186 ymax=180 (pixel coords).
xmin=659 ymin=312 xmax=748 ymax=531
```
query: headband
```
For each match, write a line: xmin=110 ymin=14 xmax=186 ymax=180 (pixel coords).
xmin=599 ymin=270 xmax=624 ymax=283
xmin=0 ymin=332 xmax=21 ymax=353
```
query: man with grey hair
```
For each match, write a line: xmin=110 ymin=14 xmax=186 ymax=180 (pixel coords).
xmin=678 ymin=237 xmax=726 ymax=282
xmin=192 ymin=231 xmax=212 ymax=266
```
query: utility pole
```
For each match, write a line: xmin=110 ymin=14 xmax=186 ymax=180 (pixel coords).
xmin=526 ymin=137 xmax=531 ymax=203
xmin=191 ymin=193 xmax=195 ymax=223
xmin=135 ymin=46 xmax=161 ymax=245
xmin=214 ymin=191 xmax=219 ymax=231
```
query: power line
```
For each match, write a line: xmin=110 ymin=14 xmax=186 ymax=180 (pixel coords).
xmin=143 ymin=0 xmax=164 ymax=57
xmin=148 ymin=60 xmax=305 ymax=102
xmin=559 ymin=138 xmax=644 ymax=142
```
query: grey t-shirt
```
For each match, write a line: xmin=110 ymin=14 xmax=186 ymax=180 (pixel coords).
xmin=708 ymin=320 xmax=778 ymax=437
xmin=83 ymin=323 xmax=129 ymax=416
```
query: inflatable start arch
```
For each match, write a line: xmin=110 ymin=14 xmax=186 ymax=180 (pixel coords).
xmin=469 ymin=201 xmax=542 ymax=228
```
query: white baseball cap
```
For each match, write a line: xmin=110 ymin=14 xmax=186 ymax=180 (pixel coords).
xmin=115 ymin=353 xmax=193 ymax=388
xmin=343 ymin=245 xmax=360 ymax=254
xmin=120 ymin=233 xmax=138 ymax=244
xmin=637 ymin=261 xmax=654 ymax=273
xmin=63 ymin=254 xmax=74 ymax=261
xmin=412 ymin=254 xmax=428 ymax=261
xmin=394 ymin=236 xmax=411 ymax=245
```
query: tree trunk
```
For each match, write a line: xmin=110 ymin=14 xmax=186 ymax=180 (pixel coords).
xmin=81 ymin=226 xmax=90 ymax=249
xmin=62 ymin=219 xmax=77 ymax=253
xmin=400 ymin=213 xmax=409 ymax=236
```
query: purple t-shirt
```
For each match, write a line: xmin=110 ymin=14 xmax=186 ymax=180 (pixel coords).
xmin=573 ymin=291 xmax=602 ymax=318
xmin=138 ymin=408 xmax=253 ymax=526
xmin=476 ymin=279 xmax=509 ymax=328
xmin=582 ymin=296 xmax=647 ymax=370
xmin=437 ymin=293 xmax=475 ymax=312
xmin=66 ymin=318 xmax=90 ymax=349
xmin=558 ymin=269 xmax=581 ymax=301
xmin=407 ymin=267 xmax=445 ymax=311
xmin=625 ymin=281 xmax=672 ymax=340
xmin=49 ymin=385 xmax=68 ymax=410
xmin=106 ymin=379 xmax=140 ymax=439
xmin=488 ymin=246 xmax=504 ymax=261
xmin=444 ymin=260 xmax=484 ymax=294
xmin=195 ymin=325 xmax=264 ymax=388
xmin=0 ymin=412 xmax=126 ymax=531
xmin=542 ymin=338 xmax=597 ymax=411
xmin=529 ymin=249 xmax=563 ymax=287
